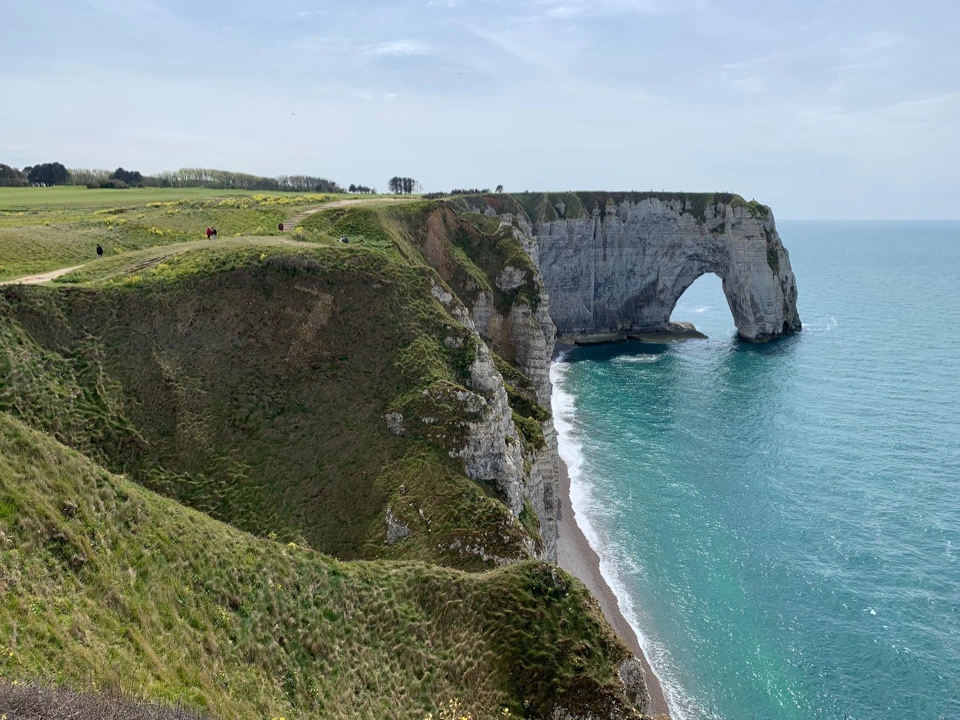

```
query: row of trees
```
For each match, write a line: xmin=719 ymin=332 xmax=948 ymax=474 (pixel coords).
xmin=2 ymin=162 xmax=500 ymax=197
xmin=148 ymin=169 xmax=344 ymax=193
xmin=387 ymin=176 xmax=421 ymax=194
xmin=0 ymin=162 xmax=345 ymax=193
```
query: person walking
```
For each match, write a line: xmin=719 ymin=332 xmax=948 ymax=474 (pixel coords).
xmin=96 ymin=244 xmax=103 ymax=258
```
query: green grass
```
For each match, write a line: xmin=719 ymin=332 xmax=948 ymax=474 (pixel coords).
xmin=0 ymin=242 xmax=535 ymax=566
xmin=0 ymin=190 xmax=649 ymax=719
xmin=449 ymin=191 xmax=770 ymax=225
xmin=0 ymin=186 xmax=338 ymax=210
xmin=0 ymin=189 xmax=340 ymax=280
xmin=0 ymin=413 xmax=639 ymax=720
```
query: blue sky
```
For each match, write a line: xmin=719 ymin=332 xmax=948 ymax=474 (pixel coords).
xmin=1 ymin=0 xmax=958 ymax=218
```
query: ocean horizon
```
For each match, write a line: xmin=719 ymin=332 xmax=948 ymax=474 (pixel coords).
xmin=551 ymin=219 xmax=960 ymax=720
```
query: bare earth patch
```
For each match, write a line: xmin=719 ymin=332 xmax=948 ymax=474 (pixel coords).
xmin=0 ymin=265 xmax=84 ymax=285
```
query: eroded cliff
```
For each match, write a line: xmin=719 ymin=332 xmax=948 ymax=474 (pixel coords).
xmin=453 ymin=192 xmax=801 ymax=343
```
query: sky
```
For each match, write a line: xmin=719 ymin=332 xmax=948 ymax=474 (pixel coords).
xmin=1 ymin=0 xmax=958 ymax=219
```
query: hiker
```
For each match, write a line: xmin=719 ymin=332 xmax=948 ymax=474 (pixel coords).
xmin=96 ymin=244 xmax=103 ymax=258
xmin=212 ymin=228 xmax=218 ymax=239
xmin=278 ymin=222 xmax=284 ymax=232
xmin=205 ymin=227 xmax=213 ymax=239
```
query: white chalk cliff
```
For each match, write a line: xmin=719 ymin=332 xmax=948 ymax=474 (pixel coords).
xmin=462 ymin=192 xmax=801 ymax=343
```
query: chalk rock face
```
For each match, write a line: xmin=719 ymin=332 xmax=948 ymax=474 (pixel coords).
xmin=458 ymin=341 xmax=527 ymax=518
xmin=429 ymin=274 xmax=550 ymax=560
xmin=521 ymin=197 xmax=800 ymax=342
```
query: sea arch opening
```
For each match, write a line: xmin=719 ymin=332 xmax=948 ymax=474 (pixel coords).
xmin=669 ymin=271 xmax=737 ymax=339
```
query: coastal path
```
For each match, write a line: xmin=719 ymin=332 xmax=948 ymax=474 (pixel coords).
xmin=279 ymin=197 xmax=418 ymax=233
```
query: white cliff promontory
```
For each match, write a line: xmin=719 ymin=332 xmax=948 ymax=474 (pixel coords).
xmin=458 ymin=192 xmax=801 ymax=343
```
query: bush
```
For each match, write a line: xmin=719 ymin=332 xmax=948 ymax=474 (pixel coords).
xmin=86 ymin=182 xmax=100 ymax=189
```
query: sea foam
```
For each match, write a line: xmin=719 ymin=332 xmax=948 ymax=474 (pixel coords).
xmin=551 ymin=357 xmax=700 ymax=720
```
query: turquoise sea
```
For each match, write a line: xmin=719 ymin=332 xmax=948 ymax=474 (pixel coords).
xmin=551 ymin=221 xmax=960 ymax=720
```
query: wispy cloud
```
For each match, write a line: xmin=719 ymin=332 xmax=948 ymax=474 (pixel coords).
xmin=364 ymin=40 xmax=435 ymax=57
xmin=718 ymin=55 xmax=780 ymax=95
xmin=533 ymin=0 xmax=664 ymax=19
xmin=86 ymin=0 xmax=196 ymax=33
xmin=828 ymin=31 xmax=903 ymax=96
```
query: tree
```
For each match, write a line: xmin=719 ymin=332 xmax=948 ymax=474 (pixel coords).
xmin=388 ymin=176 xmax=419 ymax=195
xmin=110 ymin=167 xmax=144 ymax=186
xmin=27 ymin=162 xmax=70 ymax=186
xmin=68 ymin=168 xmax=110 ymax=186
xmin=0 ymin=164 xmax=26 ymax=187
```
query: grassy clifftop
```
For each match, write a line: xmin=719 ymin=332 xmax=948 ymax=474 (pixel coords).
xmin=449 ymin=191 xmax=771 ymax=224
xmin=0 ymin=413 xmax=636 ymax=720
xmin=0 ymin=192 xmax=649 ymax=718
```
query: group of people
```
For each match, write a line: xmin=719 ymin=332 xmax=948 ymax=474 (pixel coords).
xmin=205 ymin=227 xmax=219 ymax=239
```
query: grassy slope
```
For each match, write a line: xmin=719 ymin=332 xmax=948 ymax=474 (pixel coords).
xmin=0 ymin=413 xmax=639 ymax=720
xmin=0 ymin=188 xmax=340 ymax=280
xmin=0 ymin=193 xmax=648 ymax=719
xmin=0 ymin=239 xmax=530 ymax=567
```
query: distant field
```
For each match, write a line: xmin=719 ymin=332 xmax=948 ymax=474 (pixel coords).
xmin=0 ymin=188 xmax=347 ymax=280
xmin=0 ymin=186 xmax=340 ymax=210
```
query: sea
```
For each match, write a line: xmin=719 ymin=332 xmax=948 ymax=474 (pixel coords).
xmin=550 ymin=221 xmax=960 ymax=720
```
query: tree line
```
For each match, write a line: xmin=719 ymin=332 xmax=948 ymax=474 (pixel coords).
xmin=1 ymin=162 xmax=70 ymax=187
xmin=0 ymin=162 xmax=345 ymax=193
xmin=387 ymin=177 xmax=421 ymax=194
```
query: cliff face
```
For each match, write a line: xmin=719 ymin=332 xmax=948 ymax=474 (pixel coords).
xmin=456 ymin=193 xmax=801 ymax=343
xmin=409 ymin=207 xmax=560 ymax=562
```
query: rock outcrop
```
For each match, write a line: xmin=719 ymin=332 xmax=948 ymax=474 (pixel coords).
xmin=455 ymin=192 xmax=801 ymax=343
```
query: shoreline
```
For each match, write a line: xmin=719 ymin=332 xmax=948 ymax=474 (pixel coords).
xmin=555 ymin=455 xmax=671 ymax=717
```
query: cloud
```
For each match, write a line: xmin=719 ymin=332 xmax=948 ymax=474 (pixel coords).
xmin=798 ymin=90 xmax=960 ymax=169
xmin=364 ymin=40 xmax=435 ymax=57
xmin=828 ymin=31 xmax=903 ymax=96
xmin=85 ymin=0 xmax=196 ymax=33
xmin=718 ymin=56 xmax=778 ymax=95
xmin=533 ymin=0 xmax=664 ymax=19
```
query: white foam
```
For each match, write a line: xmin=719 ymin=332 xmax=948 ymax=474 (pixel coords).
xmin=613 ymin=353 xmax=662 ymax=364
xmin=550 ymin=359 xmax=704 ymax=720
xmin=805 ymin=315 xmax=838 ymax=332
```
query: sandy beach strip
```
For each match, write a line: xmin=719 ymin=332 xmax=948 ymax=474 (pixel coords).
xmin=556 ymin=458 xmax=671 ymax=717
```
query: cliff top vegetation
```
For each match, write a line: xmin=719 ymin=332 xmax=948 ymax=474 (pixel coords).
xmin=450 ymin=191 xmax=771 ymax=224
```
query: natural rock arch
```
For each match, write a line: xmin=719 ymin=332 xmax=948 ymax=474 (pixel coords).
xmin=509 ymin=194 xmax=801 ymax=343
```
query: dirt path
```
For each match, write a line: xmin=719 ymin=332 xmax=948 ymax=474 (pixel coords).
xmin=0 ymin=265 xmax=85 ymax=286
xmin=0 ymin=237 xmax=319 ymax=287
xmin=280 ymin=197 xmax=417 ymax=232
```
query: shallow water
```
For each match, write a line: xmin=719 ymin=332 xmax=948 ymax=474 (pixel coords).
xmin=551 ymin=221 xmax=960 ymax=720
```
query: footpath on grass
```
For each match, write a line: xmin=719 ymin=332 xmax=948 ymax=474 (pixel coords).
xmin=279 ymin=197 xmax=417 ymax=232
xmin=0 ymin=266 xmax=86 ymax=285
xmin=1 ymin=197 xmax=421 ymax=285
